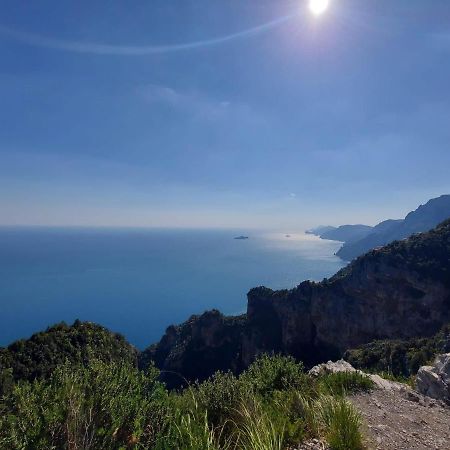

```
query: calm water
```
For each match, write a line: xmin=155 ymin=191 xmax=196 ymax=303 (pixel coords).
xmin=0 ymin=227 xmax=345 ymax=349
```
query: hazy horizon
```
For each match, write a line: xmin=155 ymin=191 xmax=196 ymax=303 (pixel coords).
xmin=0 ymin=191 xmax=447 ymax=230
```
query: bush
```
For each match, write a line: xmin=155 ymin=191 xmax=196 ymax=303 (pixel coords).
xmin=189 ymin=371 xmax=245 ymax=427
xmin=0 ymin=320 xmax=138 ymax=395
xmin=240 ymin=354 xmax=309 ymax=397
xmin=318 ymin=371 xmax=374 ymax=396
xmin=0 ymin=361 xmax=168 ymax=449
xmin=344 ymin=323 xmax=450 ymax=378
xmin=0 ymin=354 xmax=366 ymax=450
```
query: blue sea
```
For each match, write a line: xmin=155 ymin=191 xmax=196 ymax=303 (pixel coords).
xmin=0 ymin=227 xmax=345 ymax=349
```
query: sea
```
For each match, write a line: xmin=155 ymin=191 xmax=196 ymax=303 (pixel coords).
xmin=0 ymin=227 xmax=345 ymax=349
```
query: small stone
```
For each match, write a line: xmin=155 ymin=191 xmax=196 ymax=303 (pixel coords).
xmin=405 ymin=391 xmax=420 ymax=403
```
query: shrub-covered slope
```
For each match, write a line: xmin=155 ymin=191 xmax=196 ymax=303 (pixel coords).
xmin=0 ymin=320 xmax=137 ymax=394
xmin=0 ymin=355 xmax=369 ymax=450
xmin=344 ymin=323 xmax=450 ymax=378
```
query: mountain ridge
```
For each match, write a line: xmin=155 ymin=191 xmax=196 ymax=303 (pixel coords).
xmin=309 ymin=195 xmax=450 ymax=261
xmin=337 ymin=194 xmax=450 ymax=260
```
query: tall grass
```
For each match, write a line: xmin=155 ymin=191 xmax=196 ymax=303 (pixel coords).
xmin=233 ymin=399 xmax=285 ymax=450
xmin=296 ymin=393 xmax=364 ymax=450
xmin=317 ymin=396 xmax=363 ymax=450
xmin=0 ymin=355 xmax=367 ymax=450
xmin=172 ymin=411 xmax=221 ymax=450
xmin=318 ymin=371 xmax=374 ymax=396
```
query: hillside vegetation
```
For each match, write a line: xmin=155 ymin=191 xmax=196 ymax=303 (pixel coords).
xmin=332 ymin=217 xmax=450 ymax=286
xmin=0 ymin=321 xmax=137 ymax=396
xmin=0 ymin=355 xmax=372 ymax=450
xmin=344 ymin=323 xmax=450 ymax=379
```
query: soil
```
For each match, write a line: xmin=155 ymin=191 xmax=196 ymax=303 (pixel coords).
xmin=350 ymin=388 xmax=450 ymax=450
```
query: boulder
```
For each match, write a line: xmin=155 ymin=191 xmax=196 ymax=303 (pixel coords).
xmin=309 ymin=360 xmax=409 ymax=392
xmin=308 ymin=359 xmax=356 ymax=377
xmin=416 ymin=353 xmax=450 ymax=403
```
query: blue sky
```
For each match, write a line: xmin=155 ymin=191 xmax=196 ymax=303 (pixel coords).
xmin=1 ymin=0 xmax=450 ymax=229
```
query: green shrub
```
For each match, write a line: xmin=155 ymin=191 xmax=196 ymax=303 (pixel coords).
xmin=0 ymin=354 xmax=367 ymax=450
xmin=189 ymin=371 xmax=244 ymax=427
xmin=0 ymin=360 xmax=168 ymax=449
xmin=0 ymin=320 xmax=138 ymax=395
xmin=318 ymin=371 xmax=374 ymax=396
xmin=240 ymin=354 xmax=309 ymax=397
xmin=344 ymin=323 xmax=450 ymax=378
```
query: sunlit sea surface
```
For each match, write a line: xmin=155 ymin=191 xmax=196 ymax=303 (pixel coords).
xmin=0 ymin=227 xmax=345 ymax=348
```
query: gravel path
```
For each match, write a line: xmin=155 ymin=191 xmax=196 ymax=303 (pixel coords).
xmin=350 ymin=388 xmax=450 ymax=450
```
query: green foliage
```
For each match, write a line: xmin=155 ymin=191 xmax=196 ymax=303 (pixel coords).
xmin=240 ymin=354 xmax=309 ymax=397
xmin=233 ymin=399 xmax=285 ymax=450
xmin=0 ymin=320 xmax=137 ymax=395
xmin=0 ymin=361 xmax=168 ymax=450
xmin=318 ymin=371 xmax=374 ymax=396
xmin=316 ymin=396 xmax=363 ymax=450
xmin=171 ymin=410 xmax=225 ymax=450
xmin=333 ymin=218 xmax=450 ymax=284
xmin=188 ymin=371 xmax=245 ymax=427
xmin=344 ymin=323 xmax=450 ymax=378
xmin=0 ymin=354 xmax=366 ymax=449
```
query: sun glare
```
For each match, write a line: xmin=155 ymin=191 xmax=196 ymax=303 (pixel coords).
xmin=309 ymin=0 xmax=330 ymax=16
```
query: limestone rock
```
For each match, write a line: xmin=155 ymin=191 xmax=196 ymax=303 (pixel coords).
xmin=308 ymin=359 xmax=356 ymax=376
xmin=416 ymin=353 xmax=450 ymax=402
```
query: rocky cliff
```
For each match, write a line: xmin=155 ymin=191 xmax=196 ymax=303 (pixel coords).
xmin=143 ymin=219 xmax=450 ymax=385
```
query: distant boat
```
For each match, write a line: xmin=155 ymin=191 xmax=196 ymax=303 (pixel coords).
xmin=285 ymin=234 xmax=291 ymax=238
xmin=234 ymin=236 xmax=249 ymax=240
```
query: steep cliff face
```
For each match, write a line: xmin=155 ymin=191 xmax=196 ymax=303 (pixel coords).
xmin=139 ymin=310 xmax=246 ymax=387
xmin=144 ymin=220 xmax=450 ymax=385
xmin=245 ymin=262 xmax=449 ymax=367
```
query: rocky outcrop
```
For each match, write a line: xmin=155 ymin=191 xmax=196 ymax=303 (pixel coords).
xmin=308 ymin=359 xmax=357 ymax=377
xmin=308 ymin=359 xmax=408 ymax=392
xmin=139 ymin=310 xmax=246 ymax=387
xmin=144 ymin=219 xmax=450 ymax=385
xmin=416 ymin=353 xmax=450 ymax=403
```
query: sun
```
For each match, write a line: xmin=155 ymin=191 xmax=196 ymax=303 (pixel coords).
xmin=309 ymin=0 xmax=330 ymax=16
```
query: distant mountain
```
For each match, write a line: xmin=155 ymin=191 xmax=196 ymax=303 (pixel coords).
xmin=319 ymin=224 xmax=373 ymax=243
xmin=337 ymin=195 xmax=450 ymax=260
xmin=306 ymin=224 xmax=373 ymax=243
xmin=305 ymin=225 xmax=336 ymax=235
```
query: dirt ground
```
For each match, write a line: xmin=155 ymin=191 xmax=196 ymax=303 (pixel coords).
xmin=350 ymin=388 xmax=450 ymax=450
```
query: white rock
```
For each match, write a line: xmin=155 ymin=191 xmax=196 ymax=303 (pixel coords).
xmin=416 ymin=353 xmax=450 ymax=402
xmin=308 ymin=359 xmax=356 ymax=376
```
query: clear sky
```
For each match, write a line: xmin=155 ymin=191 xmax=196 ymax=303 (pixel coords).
xmin=1 ymin=0 xmax=449 ymax=229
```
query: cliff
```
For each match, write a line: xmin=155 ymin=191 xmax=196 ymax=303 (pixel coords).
xmin=144 ymin=219 xmax=450 ymax=385
xmin=139 ymin=311 xmax=247 ymax=387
